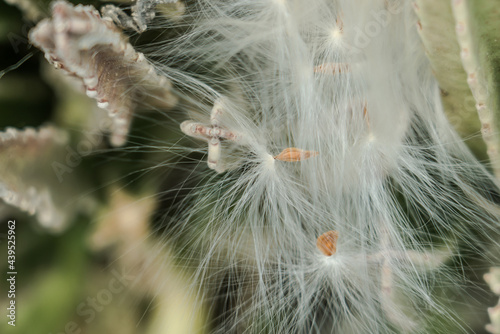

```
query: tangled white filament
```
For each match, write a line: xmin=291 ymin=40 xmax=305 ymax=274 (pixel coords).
xmin=110 ymin=0 xmax=500 ymax=332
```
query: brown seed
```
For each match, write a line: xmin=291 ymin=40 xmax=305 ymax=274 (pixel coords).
xmin=274 ymin=148 xmax=319 ymax=162
xmin=316 ymin=231 xmax=339 ymax=256
xmin=313 ymin=63 xmax=349 ymax=75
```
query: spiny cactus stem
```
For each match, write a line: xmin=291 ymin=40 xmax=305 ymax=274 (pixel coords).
xmin=451 ymin=0 xmax=500 ymax=179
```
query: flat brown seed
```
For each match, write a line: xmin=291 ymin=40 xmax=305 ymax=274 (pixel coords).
xmin=316 ymin=231 xmax=339 ymax=256
xmin=313 ymin=63 xmax=349 ymax=74
xmin=274 ymin=148 xmax=319 ymax=162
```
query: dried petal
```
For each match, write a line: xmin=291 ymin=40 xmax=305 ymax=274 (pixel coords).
xmin=316 ymin=231 xmax=339 ymax=256
xmin=274 ymin=147 xmax=319 ymax=162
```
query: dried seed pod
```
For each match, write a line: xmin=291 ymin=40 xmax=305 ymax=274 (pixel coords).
xmin=316 ymin=231 xmax=339 ymax=256
xmin=274 ymin=148 xmax=319 ymax=162
xmin=29 ymin=0 xmax=176 ymax=146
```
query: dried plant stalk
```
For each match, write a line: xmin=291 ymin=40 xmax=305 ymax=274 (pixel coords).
xmin=29 ymin=0 xmax=177 ymax=146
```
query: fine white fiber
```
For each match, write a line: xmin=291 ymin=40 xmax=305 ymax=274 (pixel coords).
xmin=129 ymin=0 xmax=500 ymax=333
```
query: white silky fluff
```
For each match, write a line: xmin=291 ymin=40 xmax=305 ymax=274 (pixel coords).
xmin=145 ymin=0 xmax=500 ymax=333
